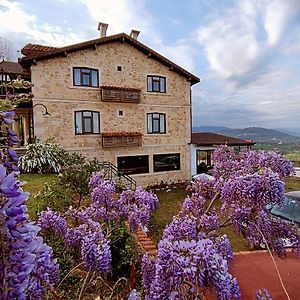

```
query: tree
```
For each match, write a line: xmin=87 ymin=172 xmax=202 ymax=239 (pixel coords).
xmin=139 ymin=146 xmax=298 ymax=299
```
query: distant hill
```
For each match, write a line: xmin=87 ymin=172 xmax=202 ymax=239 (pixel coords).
xmin=274 ymin=128 xmax=300 ymax=138
xmin=192 ymin=126 xmax=300 ymax=144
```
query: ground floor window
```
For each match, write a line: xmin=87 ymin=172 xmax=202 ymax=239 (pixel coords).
xmin=153 ymin=153 xmax=180 ymax=172
xmin=117 ymin=155 xmax=149 ymax=175
xmin=196 ymin=150 xmax=212 ymax=173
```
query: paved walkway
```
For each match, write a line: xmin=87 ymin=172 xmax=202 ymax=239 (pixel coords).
xmin=231 ymin=251 xmax=300 ymax=300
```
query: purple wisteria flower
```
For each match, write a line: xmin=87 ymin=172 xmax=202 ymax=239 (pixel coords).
xmin=139 ymin=146 xmax=297 ymax=299
xmin=128 ymin=289 xmax=140 ymax=300
xmin=141 ymin=253 xmax=156 ymax=292
xmin=0 ymin=111 xmax=59 ymax=299
xmin=38 ymin=208 xmax=67 ymax=236
xmin=199 ymin=211 xmax=220 ymax=233
xmin=81 ymin=231 xmax=111 ymax=273
xmin=257 ymin=288 xmax=272 ymax=300
xmin=145 ymin=237 xmax=240 ymax=299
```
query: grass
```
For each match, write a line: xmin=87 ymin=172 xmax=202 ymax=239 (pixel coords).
xmin=149 ymin=187 xmax=251 ymax=251
xmin=149 ymin=188 xmax=187 ymax=243
xmin=20 ymin=173 xmax=58 ymax=218
xmin=285 ymin=176 xmax=300 ymax=192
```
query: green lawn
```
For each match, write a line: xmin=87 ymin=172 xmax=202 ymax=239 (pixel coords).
xmin=20 ymin=173 xmax=58 ymax=218
xmin=149 ymin=188 xmax=187 ymax=243
xmin=285 ymin=176 xmax=300 ymax=192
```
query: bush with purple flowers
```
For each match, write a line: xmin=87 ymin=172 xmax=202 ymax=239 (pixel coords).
xmin=0 ymin=110 xmax=59 ymax=299
xmin=136 ymin=146 xmax=298 ymax=299
xmin=37 ymin=171 xmax=158 ymax=297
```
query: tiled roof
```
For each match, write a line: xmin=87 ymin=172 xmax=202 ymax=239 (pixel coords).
xmin=100 ymin=85 xmax=141 ymax=92
xmin=192 ymin=132 xmax=255 ymax=146
xmin=0 ymin=61 xmax=30 ymax=78
xmin=20 ymin=33 xmax=200 ymax=85
xmin=21 ymin=43 xmax=58 ymax=57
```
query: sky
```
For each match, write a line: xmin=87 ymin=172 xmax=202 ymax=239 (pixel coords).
xmin=1 ymin=0 xmax=300 ymax=132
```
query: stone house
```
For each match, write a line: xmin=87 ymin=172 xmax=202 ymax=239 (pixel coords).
xmin=20 ymin=24 xmax=200 ymax=187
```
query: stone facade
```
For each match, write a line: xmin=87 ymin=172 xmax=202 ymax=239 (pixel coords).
xmin=31 ymin=40 xmax=197 ymax=187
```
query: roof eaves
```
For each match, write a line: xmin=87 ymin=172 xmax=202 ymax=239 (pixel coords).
xmin=20 ymin=33 xmax=200 ymax=85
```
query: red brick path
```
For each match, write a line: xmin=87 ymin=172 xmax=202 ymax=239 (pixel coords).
xmin=231 ymin=251 xmax=300 ymax=300
xmin=134 ymin=228 xmax=157 ymax=256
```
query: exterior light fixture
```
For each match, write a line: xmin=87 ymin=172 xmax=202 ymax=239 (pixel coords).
xmin=32 ymin=103 xmax=51 ymax=116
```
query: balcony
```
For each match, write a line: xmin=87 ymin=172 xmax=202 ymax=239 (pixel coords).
xmin=102 ymin=132 xmax=142 ymax=148
xmin=100 ymin=86 xmax=141 ymax=103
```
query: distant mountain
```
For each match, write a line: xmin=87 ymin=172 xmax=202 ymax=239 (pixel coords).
xmin=275 ymin=128 xmax=300 ymax=138
xmin=192 ymin=126 xmax=300 ymax=144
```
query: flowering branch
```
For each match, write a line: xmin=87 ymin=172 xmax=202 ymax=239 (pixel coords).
xmin=204 ymin=191 xmax=220 ymax=214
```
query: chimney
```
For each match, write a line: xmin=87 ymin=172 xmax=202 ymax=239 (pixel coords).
xmin=98 ymin=22 xmax=108 ymax=38
xmin=130 ymin=29 xmax=140 ymax=40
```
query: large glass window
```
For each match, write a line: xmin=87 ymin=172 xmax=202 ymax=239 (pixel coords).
xmin=75 ymin=111 xmax=100 ymax=134
xmin=73 ymin=67 xmax=99 ymax=87
xmin=117 ymin=155 xmax=149 ymax=175
xmin=147 ymin=75 xmax=166 ymax=93
xmin=147 ymin=113 xmax=166 ymax=134
xmin=153 ymin=153 xmax=180 ymax=172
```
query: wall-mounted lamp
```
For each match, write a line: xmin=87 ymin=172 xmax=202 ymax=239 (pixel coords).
xmin=33 ymin=103 xmax=51 ymax=116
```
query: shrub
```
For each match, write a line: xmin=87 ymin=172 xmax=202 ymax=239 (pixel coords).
xmin=59 ymin=154 xmax=108 ymax=207
xmin=30 ymin=180 xmax=73 ymax=220
xmin=19 ymin=138 xmax=67 ymax=173
xmin=38 ymin=172 xmax=158 ymax=299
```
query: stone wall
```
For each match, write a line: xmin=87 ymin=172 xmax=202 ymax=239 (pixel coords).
xmin=31 ymin=41 xmax=193 ymax=186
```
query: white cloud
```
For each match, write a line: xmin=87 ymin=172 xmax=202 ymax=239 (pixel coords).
xmin=0 ymin=0 xmax=197 ymax=71
xmin=196 ymin=0 xmax=300 ymax=81
xmin=158 ymin=42 xmax=196 ymax=71
xmin=192 ymin=64 xmax=300 ymax=128
xmin=80 ymin=0 xmax=197 ymax=70
xmin=0 ymin=0 xmax=82 ymax=47
xmin=79 ymin=0 xmax=161 ymax=44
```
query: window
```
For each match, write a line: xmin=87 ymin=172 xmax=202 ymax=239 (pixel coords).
xmin=196 ymin=150 xmax=212 ymax=173
xmin=75 ymin=111 xmax=100 ymax=134
xmin=147 ymin=75 xmax=166 ymax=93
xmin=153 ymin=153 xmax=180 ymax=172
xmin=73 ymin=67 xmax=99 ymax=87
xmin=117 ymin=66 xmax=122 ymax=71
xmin=147 ymin=113 xmax=166 ymax=134
xmin=117 ymin=155 xmax=149 ymax=175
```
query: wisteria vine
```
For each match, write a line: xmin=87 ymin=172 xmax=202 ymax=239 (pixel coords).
xmin=135 ymin=145 xmax=298 ymax=300
xmin=38 ymin=171 xmax=159 ymax=275
xmin=0 ymin=110 xmax=59 ymax=299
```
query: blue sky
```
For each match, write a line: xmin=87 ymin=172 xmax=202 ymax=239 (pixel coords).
xmin=1 ymin=0 xmax=300 ymax=132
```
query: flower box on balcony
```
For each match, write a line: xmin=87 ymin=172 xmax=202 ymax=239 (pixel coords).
xmin=100 ymin=86 xmax=141 ymax=103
